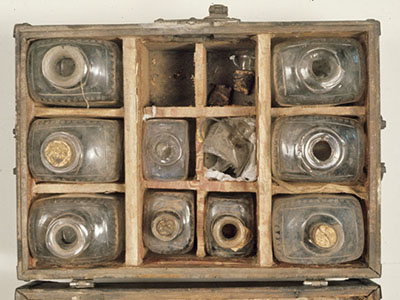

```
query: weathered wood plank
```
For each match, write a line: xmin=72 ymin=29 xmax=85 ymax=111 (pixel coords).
xmin=256 ymin=34 xmax=273 ymax=267
xmin=15 ymin=280 xmax=381 ymax=299
xmin=123 ymin=38 xmax=142 ymax=266
xmin=32 ymin=183 xmax=125 ymax=194
xmin=143 ymin=105 xmax=256 ymax=118
xmin=271 ymin=106 xmax=366 ymax=117
xmin=33 ymin=106 xmax=124 ymax=118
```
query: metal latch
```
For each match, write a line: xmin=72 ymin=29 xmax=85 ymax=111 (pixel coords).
xmin=303 ymin=280 xmax=329 ymax=287
xmin=70 ymin=279 xmax=95 ymax=289
xmin=381 ymin=162 xmax=386 ymax=180
xmin=154 ymin=4 xmax=240 ymax=25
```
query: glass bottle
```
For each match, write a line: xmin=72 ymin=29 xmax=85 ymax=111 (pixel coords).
xmin=272 ymin=115 xmax=364 ymax=183
xmin=143 ymin=119 xmax=189 ymax=181
xmin=27 ymin=39 xmax=122 ymax=107
xmin=28 ymin=118 xmax=123 ymax=182
xmin=143 ymin=190 xmax=194 ymax=255
xmin=28 ymin=194 xmax=124 ymax=266
xmin=273 ymin=38 xmax=365 ymax=106
xmin=205 ymin=193 xmax=255 ymax=257
xmin=272 ymin=194 xmax=364 ymax=265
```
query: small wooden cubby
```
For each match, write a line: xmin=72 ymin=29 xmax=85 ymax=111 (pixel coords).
xmin=14 ymin=11 xmax=381 ymax=283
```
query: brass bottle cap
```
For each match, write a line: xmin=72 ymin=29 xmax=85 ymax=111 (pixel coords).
xmin=311 ymin=224 xmax=338 ymax=249
xmin=40 ymin=132 xmax=82 ymax=173
xmin=44 ymin=139 xmax=74 ymax=168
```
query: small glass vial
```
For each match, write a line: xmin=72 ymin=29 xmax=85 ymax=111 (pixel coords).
xmin=272 ymin=115 xmax=364 ymax=183
xmin=273 ymin=38 xmax=365 ymax=106
xmin=28 ymin=118 xmax=123 ymax=182
xmin=143 ymin=119 xmax=189 ymax=181
xmin=27 ymin=39 xmax=122 ymax=107
xmin=205 ymin=193 xmax=255 ymax=257
xmin=272 ymin=194 xmax=364 ymax=265
xmin=28 ymin=194 xmax=124 ymax=266
xmin=143 ymin=190 xmax=194 ymax=255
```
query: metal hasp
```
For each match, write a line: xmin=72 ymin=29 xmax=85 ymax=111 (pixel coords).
xmin=154 ymin=4 xmax=240 ymax=24
xmin=303 ymin=280 xmax=329 ymax=287
xmin=70 ymin=279 xmax=95 ymax=289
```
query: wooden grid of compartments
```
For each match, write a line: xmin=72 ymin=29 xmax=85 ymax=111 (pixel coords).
xmin=15 ymin=20 xmax=381 ymax=281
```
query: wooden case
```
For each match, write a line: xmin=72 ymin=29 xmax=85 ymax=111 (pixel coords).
xmin=14 ymin=4 xmax=381 ymax=287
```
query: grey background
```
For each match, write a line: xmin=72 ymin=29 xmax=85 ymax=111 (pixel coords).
xmin=0 ymin=0 xmax=398 ymax=298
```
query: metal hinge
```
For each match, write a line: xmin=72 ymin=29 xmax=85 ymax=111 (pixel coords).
xmin=303 ymin=280 xmax=329 ymax=287
xmin=70 ymin=279 xmax=95 ymax=289
xmin=154 ymin=4 xmax=240 ymax=25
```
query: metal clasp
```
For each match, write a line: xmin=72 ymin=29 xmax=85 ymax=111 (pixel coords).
xmin=154 ymin=4 xmax=240 ymax=25
xmin=303 ymin=280 xmax=329 ymax=287
xmin=70 ymin=279 xmax=95 ymax=289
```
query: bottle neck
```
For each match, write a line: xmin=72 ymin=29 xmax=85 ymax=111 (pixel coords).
xmin=45 ymin=214 xmax=90 ymax=259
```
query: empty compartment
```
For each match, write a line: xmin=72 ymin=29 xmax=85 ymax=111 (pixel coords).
xmin=206 ymin=39 xmax=256 ymax=106
xmin=145 ymin=42 xmax=195 ymax=107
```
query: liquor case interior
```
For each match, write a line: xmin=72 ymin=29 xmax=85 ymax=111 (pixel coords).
xmin=14 ymin=5 xmax=382 ymax=298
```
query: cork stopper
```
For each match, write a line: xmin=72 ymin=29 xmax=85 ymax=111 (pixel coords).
xmin=151 ymin=212 xmax=182 ymax=242
xmin=311 ymin=223 xmax=338 ymax=249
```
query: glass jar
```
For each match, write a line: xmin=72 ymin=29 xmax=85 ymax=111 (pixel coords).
xmin=272 ymin=115 xmax=364 ymax=182
xmin=27 ymin=39 xmax=122 ymax=107
xmin=28 ymin=118 xmax=123 ymax=182
xmin=143 ymin=190 xmax=194 ymax=255
xmin=272 ymin=194 xmax=364 ymax=265
xmin=273 ymin=38 xmax=365 ymax=106
xmin=143 ymin=119 xmax=189 ymax=181
xmin=28 ymin=194 xmax=124 ymax=266
xmin=205 ymin=193 xmax=255 ymax=257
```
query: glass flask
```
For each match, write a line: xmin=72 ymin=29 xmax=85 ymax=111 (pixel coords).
xmin=28 ymin=118 xmax=123 ymax=182
xmin=273 ymin=38 xmax=365 ymax=106
xmin=143 ymin=190 xmax=194 ymax=255
xmin=205 ymin=193 xmax=255 ymax=257
xmin=27 ymin=39 xmax=122 ymax=107
xmin=272 ymin=194 xmax=364 ymax=264
xmin=28 ymin=194 xmax=124 ymax=266
xmin=143 ymin=119 xmax=189 ymax=181
xmin=272 ymin=115 xmax=364 ymax=183
xmin=230 ymin=54 xmax=255 ymax=95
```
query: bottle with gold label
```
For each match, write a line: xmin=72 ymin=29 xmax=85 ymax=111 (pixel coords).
xmin=205 ymin=193 xmax=255 ymax=257
xmin=28 ymin=194 xmax=124 ymax=266
xmin=143 ymin=190 xmax=194 ymax=255
xmin=272 ymin=194 xmax=364 ymax=265
xmin=27 ymin=39 xmax=122 ymax=107
xmin=28 ymin=118 xmax=123 ymax=182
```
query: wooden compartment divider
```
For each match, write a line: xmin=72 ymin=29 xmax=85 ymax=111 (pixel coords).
xmin=194 ymin=43 xmax=208 ymax=258
xmin=256 ymin=34 xmax=274 ymax=267
xmin=123 ymin=37 xmax=142 ymax=266
xmin=33 ymin=106 xmax=125 ymax=118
